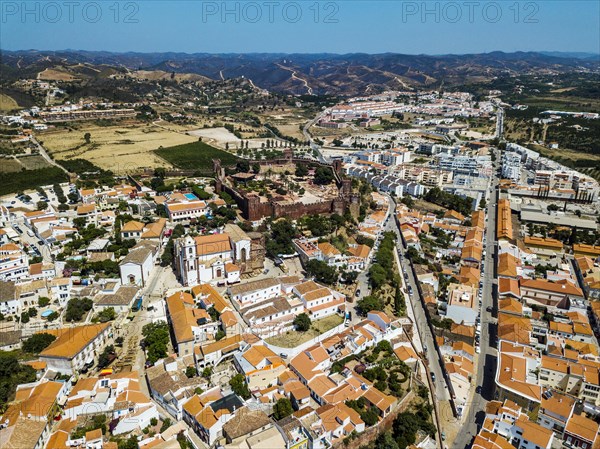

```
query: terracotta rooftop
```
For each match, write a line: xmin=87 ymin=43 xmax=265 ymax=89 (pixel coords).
xmin=40 ymin=323 xmax=110 ymax=359
xmin=565 ymin=413 xmax=599 ymax=443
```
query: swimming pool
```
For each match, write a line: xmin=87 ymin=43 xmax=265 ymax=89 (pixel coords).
xmin=184 ymin=193 xmax=198 ymax=201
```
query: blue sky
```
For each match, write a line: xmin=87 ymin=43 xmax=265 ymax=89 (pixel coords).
xmin=2 ymin=1 xmax=599 ymax=54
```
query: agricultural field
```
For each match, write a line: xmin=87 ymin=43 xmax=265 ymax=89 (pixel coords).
xmin=39 ymin=122 xmax=197 ymax=172
xmin=154 ymin=141 xmax=239 ymax=172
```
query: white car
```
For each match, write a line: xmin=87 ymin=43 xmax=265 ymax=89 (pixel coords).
xmin=475 ymin=346 xmax=481 ymax=354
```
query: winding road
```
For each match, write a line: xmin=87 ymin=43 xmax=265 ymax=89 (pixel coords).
xmin=276 ymin=64 xmax=313 ymax=95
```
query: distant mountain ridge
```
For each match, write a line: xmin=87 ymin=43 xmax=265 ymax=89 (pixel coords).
xmin=2 ymin=49 xmax=598 ymax=96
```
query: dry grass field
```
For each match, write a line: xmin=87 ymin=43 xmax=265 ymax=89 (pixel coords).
xmin=259 ymin=110 xmax=310 ymax=141
xmin=18 ymin=155 xmax=52 ymax=170
xmin=0 ymin=93 xmax=19 ymax=111
xmin=265 ymin=315 xmax=343 ymax=348
xmin=129 ymin=70 xmax=208 ymax=82
xmin=40 ymin=123 xmax=198 ymax=172
xmin=38 ymin=68 xmax=79 ymax=81
xmin=276 ymin=123 xmax=306 ymax=140
xmin=0 ymin=158 xmax=26 ymax=173
xmin=188 ymin=127 xmax=241 ymax=146
xmin=529 ymin=143 xmax=600 ymax=164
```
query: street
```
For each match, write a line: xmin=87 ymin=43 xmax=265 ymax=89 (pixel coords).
xmin=452 ymin=153 xmax=501 ymax=449
xmin=386 ymin=203 xmax=451 ymax=402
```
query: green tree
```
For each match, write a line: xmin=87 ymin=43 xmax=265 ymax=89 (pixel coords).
xmin=96 ymin=307 xmax=116 ymax=323
xmin=293 ymin=313 xmax=311 ymax=332
xmin=98 ymin=345 xmax=115 ymax=369
xmin=147 ymin=343 xmax=168 ymax=364
xmin=229 ymin=374 xmax=251 ymax=399
xmin=361 ymin=407 xmax=380 ymax=426
xmin=295 ymin=164 xmax=309 ymax=177
xmin=143 ymin=322 xmax=170 ymax=364
xmin=160 ymin=418 xmax=172 ymax=433
xmin=22 ymin=333 xmax=56 ymax=353
xmin=314 ymin=166 xmax=334 ymax=185
xmin=375 ymin=431 xmax=400 ymax=449
xmin=305 ymin=259 xmax=338 ymax=285
xmin=273 ymin=398 xmax=293 ymax=420
xmin=38 ymin=297 xmax=51 ymax=307
xmin=394 ymin=286 xmax=406 ymax=316
xmin=84 ymin=132 xmax=91 ymax=144
xmin=185 ymin=366 xmax=196 ymax=378
xmin=368 ymin=264 xmax=388 ymax=289
xmin=375 ymin=340 xmax=393 ymax=354
xmin=20 ymin=311 xmax=30 ymax=324
xmin=266 ymin=219 xmax=296 ymax=258
xmin=236 ymin=160 xmax=250 ymax=172
xmin=117 ymin=436 xmax=139 ymax=449
xmin=67 ymin=191 xmax=79 ymax=203
xmin=303 ymin=215 xmax=334 ymax=237
xmin=357 ymin=295 xmax=383 ymax=315
xmin=0 ymin=353 xmax=36 ymax=405
xmin=65 ymin=297 xmax=93 ymax=322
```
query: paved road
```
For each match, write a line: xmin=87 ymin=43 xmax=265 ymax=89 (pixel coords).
xmin=303 ymin=112 xmax=328 ymax=163
xmin=30 ymin=137 xmax=70 ymax=174
xmin=452 ymin=153 xmax=501 ymax=449
xmin=496 ymin=108 xmax=505 ymax=140
xmin=381 ymin=195 xmax=451 ymax=402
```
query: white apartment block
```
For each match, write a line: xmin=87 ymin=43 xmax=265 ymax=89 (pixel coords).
xmin=502 ymin=151 xmax=523 ymax=182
